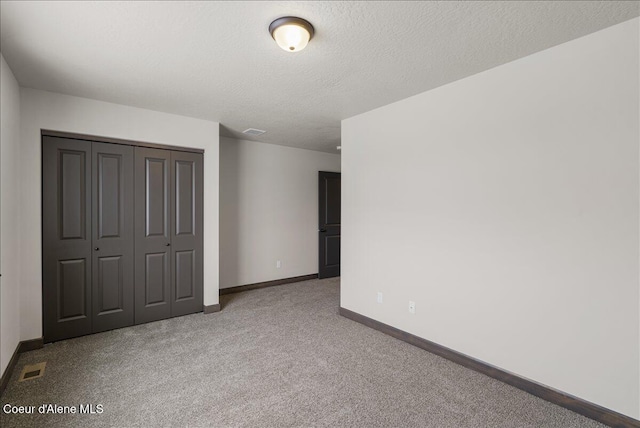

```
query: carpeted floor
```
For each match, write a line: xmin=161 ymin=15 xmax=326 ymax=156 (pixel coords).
xmin=1 ymin=277 xmax=604 ymax=427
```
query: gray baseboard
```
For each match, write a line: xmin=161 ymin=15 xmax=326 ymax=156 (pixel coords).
xmin=339 ymin=307 xmax=639 ymax=428
xmin=0 ymin=337 xmax=44 ymax=397
xmin=203 ymin=303 xmax=221 ymax=314
xmin=219 ymin=274 xmax=318 ymax=296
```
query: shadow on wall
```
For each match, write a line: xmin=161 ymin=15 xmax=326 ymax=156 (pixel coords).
xmin=219 ymin=138 xmax=242 ymax=289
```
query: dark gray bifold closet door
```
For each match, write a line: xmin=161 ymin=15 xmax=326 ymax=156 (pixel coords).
xmin=91 ymin=143 xmax=134 ymax=332
xmin=170 ymin=151 xmax=203 ymax=317
xmin=44 ymin=135 xmax=203 ymax=340
xmin=134 ymin=147 xmax=172 ymax=324
xmin=43 ymin=136 xmax=93 ymax=342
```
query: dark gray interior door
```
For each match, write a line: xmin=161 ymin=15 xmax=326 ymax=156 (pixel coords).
xmin=92 ymin=142 xmax=134 ymax=332
xmin=318 ymin=171 xmax=341 ymax=279
xmin=134 ymin=147 xmax=171 ymax=324
xmin=170 ymin=151 xmax=203 ymax=317
xmin=43 ymin=136 xmax=92 ymax=342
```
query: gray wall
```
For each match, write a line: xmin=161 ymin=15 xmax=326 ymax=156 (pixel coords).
xmin=341 ymin=18 xmax=639 ymax=418
xmin=219 ymin=137 xmax=341 ymax=288
xmin=0 ymin=54 xmax=21 ymax=376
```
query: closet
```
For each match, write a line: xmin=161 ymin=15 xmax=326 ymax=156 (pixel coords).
xmin=42 ymin=133 xmax=203 ymax=343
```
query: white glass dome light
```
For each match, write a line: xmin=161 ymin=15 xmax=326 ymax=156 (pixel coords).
xmin=269 ymin=17 xmax=314 ymax=53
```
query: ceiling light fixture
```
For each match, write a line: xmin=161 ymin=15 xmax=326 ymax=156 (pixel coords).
xmin=269 ymin=16 xmax=314 ymax=52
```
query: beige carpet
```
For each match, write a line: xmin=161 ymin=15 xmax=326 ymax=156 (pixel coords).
xmin=0 ymin=277 xmax=604 ymax=427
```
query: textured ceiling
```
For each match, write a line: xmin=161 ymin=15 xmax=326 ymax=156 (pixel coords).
xmin=1 ymin=1 xmax=638 ymax=153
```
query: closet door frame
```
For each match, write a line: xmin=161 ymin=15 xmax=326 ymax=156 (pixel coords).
xmin=42 ymin=130 xmax=204 ymax=154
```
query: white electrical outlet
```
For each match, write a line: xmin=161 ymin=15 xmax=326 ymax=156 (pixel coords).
xmin=276 ymin=260 xmax=281 ymax=268
xmin=409 ymin=301 xmax=416 ymax=314
xmin=377 ymin=292 xmax=383 ymax=304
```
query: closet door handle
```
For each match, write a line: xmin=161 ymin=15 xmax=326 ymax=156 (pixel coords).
xmin=94 ymin=247 xmax=100 ymax=251
xmin=166 ymin=243 xmax=171 ymax=246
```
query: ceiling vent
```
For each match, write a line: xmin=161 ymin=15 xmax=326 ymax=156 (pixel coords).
xmin=242 ymin=128 xmax=266 ymax=136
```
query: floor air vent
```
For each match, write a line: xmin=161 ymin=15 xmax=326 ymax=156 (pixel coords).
xmin=18 ymin=362 xmax=46 ymax=382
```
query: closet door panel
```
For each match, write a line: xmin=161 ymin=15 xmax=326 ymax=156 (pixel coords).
xmin=92 ymin=142 xmax=134 ymax=332
xmin=135 ymin=147 xmax=172 ymax=324
xmin=43 ymin=136 xmax=92 ymax=342
xmin=170 ymin=151 xmax=203 ymax=317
